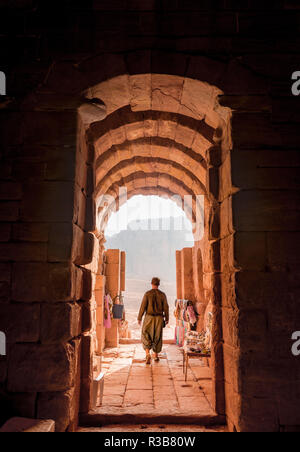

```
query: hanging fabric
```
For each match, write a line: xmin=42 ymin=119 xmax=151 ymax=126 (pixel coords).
xmin=103 ymin=294 xmax=112 ymax=328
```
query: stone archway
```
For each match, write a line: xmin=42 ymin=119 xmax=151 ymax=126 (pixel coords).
xmin=76 ymin=72 xmax=232 ymax=422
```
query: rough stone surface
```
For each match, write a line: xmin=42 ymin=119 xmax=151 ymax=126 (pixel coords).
xmin=8 ymin=344 xmax=75 ymax=392
xmin=40 ymin=303 xmax=82 ymax=344
xmin=37 ymin=391 xmax=74 ymax=432
xmin=12 ymin=263 xmax=77 ymax=302
xmin=0 ymin=417 xmax=55 ymax=433
xmin=0 ymin=304 xmax=40 ymax=343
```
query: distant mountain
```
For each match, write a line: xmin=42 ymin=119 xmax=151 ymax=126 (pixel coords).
xmin=105 ymin=218 xmax=194 ymax=283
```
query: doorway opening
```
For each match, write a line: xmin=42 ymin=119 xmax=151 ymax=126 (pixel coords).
xmin=105 ymin=195 xmax=194 ymax=341
xmin=78 ymin=71 xmax=232 ymax=426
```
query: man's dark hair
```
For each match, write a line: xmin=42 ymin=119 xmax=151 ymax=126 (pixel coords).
xmin=151 ymin=277 xmax=160 ymax=287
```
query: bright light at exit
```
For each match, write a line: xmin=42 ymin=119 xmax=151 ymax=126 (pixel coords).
xmin=105 ymin=195 xmax=194 ymax=241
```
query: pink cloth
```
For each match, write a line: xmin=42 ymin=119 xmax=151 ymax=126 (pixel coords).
xmin=103 ymin=295 xmax=112 ymax=329
xmin=187 ymin=305 xmax=197 ymax=326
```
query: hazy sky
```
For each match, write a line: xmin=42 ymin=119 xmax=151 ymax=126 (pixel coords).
xmin=105 ymin=195 xmax=193 ymax=238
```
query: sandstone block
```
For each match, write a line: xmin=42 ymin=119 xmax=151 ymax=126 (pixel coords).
xmin=0 ymin=202 xmax=19 ymax=222
xmin=231 ymin=150 xmax=300 ymax=190
xmin=105 ymin=273 xmax=120 ymax=299
xmin=234 ymin=232 xmax=267 ymax=271
xmin=81 ymin=301 xmax=92 ymax=333
xmin=239 ymin=309 xmax=268 ymax=351
xmin=79 ymin=268 xmax=93 ymax=302
xmin=232 ymin=190 xmax=300 ymax=232
xmin=0 ymin=242 xmax=47 ymax=262
xmin=82 ymin=233 xmax=98 ymax=271
xmin=223 ymin=344 xmax=241 ymax=395
xmin=74 ymin=185 xmax=87 ymax=230
xmin=267 ymin=232 xmax=300 ymax=271
xmin=95 ymin=275 xmax=106 ymax=291
xmin=176 ymin=250 xmax=182 ymax=299
xmin=238 ymin=396 xmax=278 ymax=433
xmin=222 ymin=60 xmax=268 ymax=95
xmin=0 ymin=263 xmax=11 ymax=283
xmin=12 ymin=223 xmax=48 ymax=242
xmin=105 ymin=263 xmax=120 ymax=277
xmin=181 ymin=247 xmax=194 ymax=300
xmin=0 ymin=358 xmax=7 ymax=383
xmin=41 ymin=303 xmax=82 ymax=344
xmin=21 ymin=112 xmax=77 ymax=147
xmin=0 ymin=223 xmax=11 ymax=242
xmin=0 ymin=282 xmax=10 ymax=303
xmin=278 ymin=384 xmax=300 ymax=427
xmin=8 ymin=343 xmax=75 ymax=392
xmin=222 ymin=308 xmax=239 ymax=350
xmin=235 ymin=271 xmax=289 ymax=310
xmin=120 ymin=251 xmax=126 ymax=291
xmin=0 ymin=303 xmax=40 ymax=343
xmin=37 ymin=390 xmax=75 ymax=432
xmin=105 ymin=319 xmax=119 ymax=348
xmin=10 ymin=393 xmax=37 ymax=419
xmin=232 ymin=112 xmax=281 ymax=149
xmin=0 ymin=418 xmax=55 ymax=433
xmin=219 ymin=95 xmax=271 ymax=112
xmin=0 ymin=182 xmax=22 ymax=200
xmin=21 ymin=182 xmax=75 ymax=222
xmin=48 ymin=223 xmax=74 ymax=263
xmin=220 ymin=196 xmax=234 ymax=239
xmin=45 ymin=148 xmax=76 ymax=182
xmin=106 ymin=249 xmax=121 ymax=264
xmin=13 ymin=161 xmax=45 ymax=181
xmin=12 ymin=263 xmax=77 ymax=302
xmin=81 ymin=335 xmax=93 ymax=381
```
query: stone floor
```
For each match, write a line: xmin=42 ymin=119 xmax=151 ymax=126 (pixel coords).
xmin=97 ymin=343 xmax=214 ymax=417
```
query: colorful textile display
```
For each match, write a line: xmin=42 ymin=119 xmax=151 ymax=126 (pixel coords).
xmin=186 ymin=305 xmax=197 ymax=326
xmin=174 ymin=299 xmax=197 ymax=346
xmin=175 ymin=323 xmax=188 ymax=347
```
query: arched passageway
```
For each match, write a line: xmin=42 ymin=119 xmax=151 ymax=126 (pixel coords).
xmin=76 ymin=72 xmax=232 ymax=422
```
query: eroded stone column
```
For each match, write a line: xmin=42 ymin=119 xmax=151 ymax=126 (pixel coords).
xmin=176 ymin=250 xmax=182 ymax=299
xmin=105 ymin=249 xmax=121 ymax=348
xmin=120 ymin=251 xmax=126 ymax=292
xmin=181 ymin=248 xmax=194 ymax=300
xmin=95 ymin=275 xmax=106 ymax=355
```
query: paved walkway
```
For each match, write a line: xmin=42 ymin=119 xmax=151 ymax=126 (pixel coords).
xmin=95 ymin=344 xmax=215 ymax=418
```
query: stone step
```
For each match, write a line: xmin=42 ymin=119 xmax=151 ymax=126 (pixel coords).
xmin=80 ymin=410 xmax=225 ymax=428
xmin=0 ymin=418 xmax=55 ymax=433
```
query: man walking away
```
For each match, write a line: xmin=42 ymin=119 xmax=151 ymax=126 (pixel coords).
xmin=138 ymin=277 xmax=169 ymax=364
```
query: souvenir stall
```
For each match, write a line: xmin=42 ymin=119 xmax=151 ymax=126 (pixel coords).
xmin=174 ymin=299 xmax=198 ymax=346
xmin=182 ymin=312 xmax=212 ymax=380
xmin=174 ymin=299 xmax=212 ymax=380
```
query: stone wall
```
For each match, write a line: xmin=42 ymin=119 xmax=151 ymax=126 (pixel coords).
xmin=0 ymin=0 xmax=299 ymax=432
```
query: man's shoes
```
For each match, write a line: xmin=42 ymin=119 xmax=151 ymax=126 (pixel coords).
xmin=153 ymin=354 xmax=160 ymax=362
xmin=146 ymin=355 xmax=151 ymax=365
